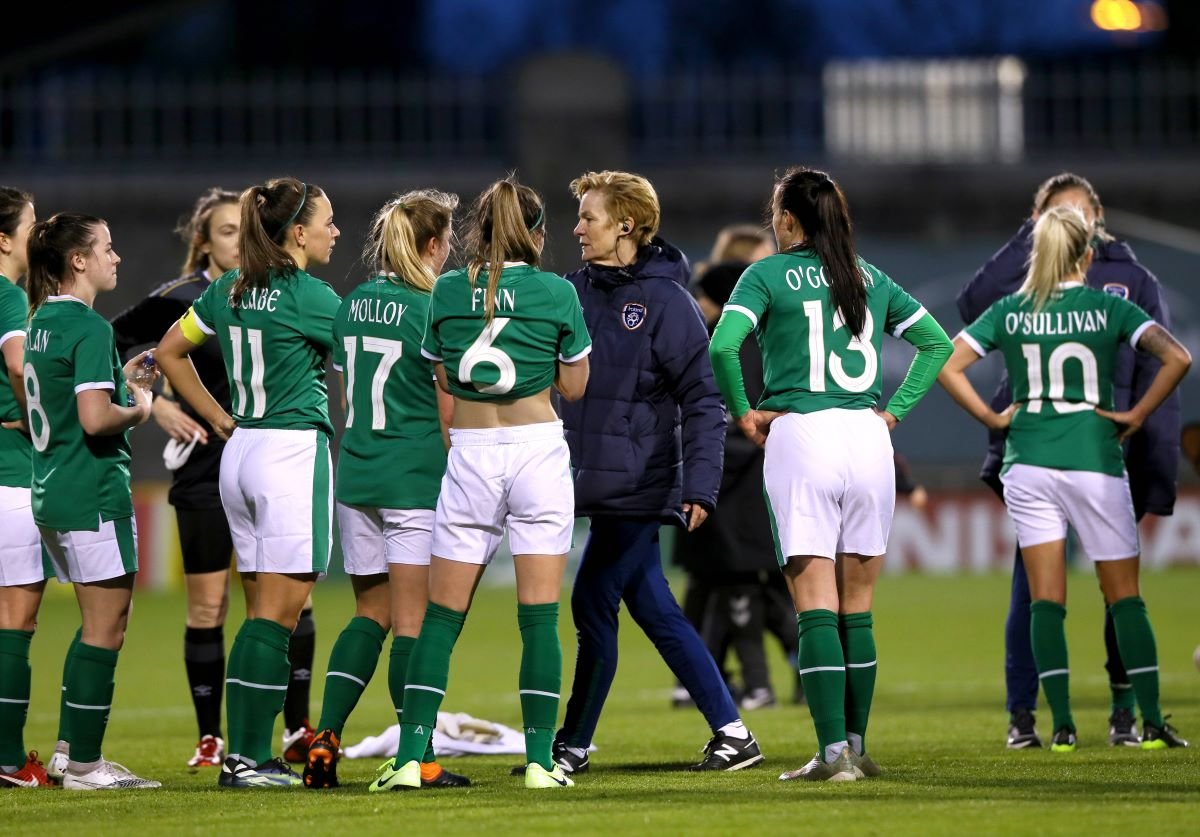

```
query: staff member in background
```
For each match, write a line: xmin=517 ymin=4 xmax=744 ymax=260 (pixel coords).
xmin=711 ymin=166 xmax=953 ymax=782
xmin=110 ymin=188 xmax=320 ymax=770
xmin=554 ymin=170 xmax=763 ymax=775
xmin=23 ymin=213 xmax=161 ymax=790
xmin=157 ymin=177 xmax=341 ymax=788
xmin=0 ymin=186 xmax=54 ymax=788
xmin=958 ymin=172 xmax=1181 ymax=750
xmin=674 ymin=260 xmax=800 ymax=713
xmin=941 ymin=204 xmax=1190 ymax=752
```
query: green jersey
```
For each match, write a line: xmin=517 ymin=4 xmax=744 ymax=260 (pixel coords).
xmin=332 ymin=276 xmax=445 ymax=509
xmin=188 ymin=268 xmax=341 ymax=435
xmin=0 ymin=278 xmax=31 ymax=488
xmin=723 ymin=251 xmax=926 ymax=414
xmin=421 ymin=264 xmax=591 ymax=402
xmin=962 ymin=282 xmax=1154 ymax=476
xmin=24 ymin=296 xmax=132 ymax=530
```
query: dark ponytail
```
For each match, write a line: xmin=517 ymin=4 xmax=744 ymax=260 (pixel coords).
xmin=232 ymin=177 xmax=324 ymax=305
xmin=774 ymin=167 xmax=866 ymax=338
xmin=26 ymin=212 xmax=104 ymax=316
xmin=0 ymin=186 xmax=33 ymax=238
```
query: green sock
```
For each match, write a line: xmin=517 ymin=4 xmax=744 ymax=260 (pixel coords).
xmin=1030 ymin=600 xmax=1074 ymax=733
xmin=63 ymin=642 xmax=119 ymax=764
xmin=518 ymin=603 xmax=561 ymax=771
xmin=226 ymin=618 xmax=292 ymax=764
xmin=389 ymin=635 xmax=436 ymax=763
xmin=797 ymin=609 xmax=846 ymax=760
xmin=1106 ymin=609 xmax=1136 ymax=712
xmin=316 ymin=616 xmax=386 ymax=737
xmin=56 ymin=627 xmax=82 ymax=745
xmin=395 ymin=603 xmax=465 ymax=768
xmin=839 ymin=612 xmax=876 ymax=757
xmin=1109 ymin=596 xmax=1163 ymax=728
xmin=0 ymin=630 xmax=34 ymax=766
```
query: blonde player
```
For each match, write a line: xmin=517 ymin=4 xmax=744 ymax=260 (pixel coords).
xmin=303 ymin=190 xmax=467 ymax=790
xmin=939 ymin=204 xmax=1191 ymax=751
xmin=370 ymin=177 xmax=590 ymax=792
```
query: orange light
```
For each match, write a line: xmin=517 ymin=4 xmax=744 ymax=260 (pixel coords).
xmin=1092 ymin=0 xmax=1141 ymax=31
xmin=1091 ymin=0 xmax=1168 ymax=32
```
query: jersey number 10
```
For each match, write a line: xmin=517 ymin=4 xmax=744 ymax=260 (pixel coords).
xmin=1019 ymin=341 xmax=1100 ymax=413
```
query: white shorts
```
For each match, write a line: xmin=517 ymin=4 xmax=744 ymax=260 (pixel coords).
xmin=763 ymin=409 xmax=895 ymax=562
xmin=0 ymin=486 xmax=52 ymax=586
xmin=337 ymin=502 xmax=434 ymax=575
xmin=1000 ymin=463 xmax=1139 ymax=561
xmin=432 ymin=421 xmax=574 ymax=565
xmin=219 ymin=428 xmax=332 ymax=575
xmin=39 ymin=516 xmax=138 ymax=584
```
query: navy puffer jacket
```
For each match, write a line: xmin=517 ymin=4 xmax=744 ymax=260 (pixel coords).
xmin=561 ymin=237 xmax=726 ymax=524
xmin=958 ymin=220 xmax=1181 ymax=517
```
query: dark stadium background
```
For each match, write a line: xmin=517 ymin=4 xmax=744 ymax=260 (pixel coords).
xmin=5 ymin=0 xmax=1199 ymax=578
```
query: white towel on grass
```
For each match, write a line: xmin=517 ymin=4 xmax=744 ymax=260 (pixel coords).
xmin=343 ymin=711 xmax=596 ymax=758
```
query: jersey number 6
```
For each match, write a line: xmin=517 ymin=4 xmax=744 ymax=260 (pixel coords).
xmin=460 ymin=317 xmax=516 ymax=396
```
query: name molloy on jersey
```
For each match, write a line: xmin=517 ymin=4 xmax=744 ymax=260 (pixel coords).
xmin=347 ymin=298 xmax=409 ymax=326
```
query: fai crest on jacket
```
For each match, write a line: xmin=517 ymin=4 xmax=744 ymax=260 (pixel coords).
xmin=1102 ymin=282 xmax=1129 ymax=300
xmin=622 ymin=302 xmax=647 ymax=330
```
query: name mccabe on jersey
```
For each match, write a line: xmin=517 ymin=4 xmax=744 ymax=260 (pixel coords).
xmin=1004 ymin=309 xmax=1108 ymax=337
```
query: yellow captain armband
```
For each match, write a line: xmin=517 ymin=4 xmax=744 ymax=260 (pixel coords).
xmin=179 ymin=307 xmax=213 ymax=345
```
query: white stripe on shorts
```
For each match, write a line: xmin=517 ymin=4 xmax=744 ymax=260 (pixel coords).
xmin=225 ymin=678 xmax=289 ymax=691
xmin=65 ymin=701 xmax=112 ymax=711
xmin=518 ymin=689 xmax=560 ymax=699
xmin=326 ymin=671 xmax=366 ymax=687
xmin=405 ymin=684 xmax=446 ymax=696
xmin=1126 ymin=665 xmax=1159 ymax=675
xmin=1038 ymin=668 xmax=1069 ymax=679
xmin=797 ymin=665 xmax=846 ymax=675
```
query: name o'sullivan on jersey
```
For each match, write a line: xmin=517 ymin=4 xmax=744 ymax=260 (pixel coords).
xmin=1004 ymin=309 xmax=1108 ymax=337
xmin=346 ymin=298 xmax=408 ymax=326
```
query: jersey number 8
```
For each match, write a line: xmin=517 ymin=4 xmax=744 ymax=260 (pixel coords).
xmin=23 ymin=364 xmax=50 ymax=452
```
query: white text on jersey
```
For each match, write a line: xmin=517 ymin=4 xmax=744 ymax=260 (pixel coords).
xmin=1005 ymin=309 xmax=1108 ymax=337
xmin=471 ymin=287 xmax=516 ymax=312
xmin=347 ymin=298 xmax=408 ymax=326
xmin=27 ymin=329 xmax=50 ymax=353
xmin=239 ymin=288 xmax=281 ymax=312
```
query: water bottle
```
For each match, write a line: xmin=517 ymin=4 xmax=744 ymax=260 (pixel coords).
xmin=126 ymin=352 xmax=157 ymax=407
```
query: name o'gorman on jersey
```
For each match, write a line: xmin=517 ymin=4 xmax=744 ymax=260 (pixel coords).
xmin=347 ymin=298 xmax=408 ymax=326
xmin=1004 ymin=309 xmax=1108 ymax=337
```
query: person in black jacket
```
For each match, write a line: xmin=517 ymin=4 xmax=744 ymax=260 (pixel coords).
xmin=109 ymin=188 xmax=318 ymax=769
xmin=958 ymin=172 xmax=1181 ymax=750
xmin=554 ymin=171 xmax=762 ymax=774
xmin=672 ymin=261 xmax=800 ymax=711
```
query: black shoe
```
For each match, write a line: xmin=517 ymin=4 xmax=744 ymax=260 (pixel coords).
xmin=510 ymin=737 xmax=590 ymax=776
xmin=302 ymin=729 xmax=340 ymax=789
xmin=1108 ymin=707 xmax=1141 ymax=747
xmin=1006 ymin=708 xmax=1041 ymax=750
xmin=421 ymin=764 xmax=472 ymax=788
xmin=1142 ymin=716 xmax=1189 ymax=749
xmin=690 ymin=731 xmax=764 ymax=771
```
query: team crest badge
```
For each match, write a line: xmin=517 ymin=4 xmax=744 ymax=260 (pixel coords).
xmin=622 ymin=302 xmax=647 ymax=330
xmin=1102 ymin=283 xmax=1129 ymax=299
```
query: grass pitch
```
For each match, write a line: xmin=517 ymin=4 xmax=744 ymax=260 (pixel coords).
xmin=13 ymin=569 xmax=1200 ymax=835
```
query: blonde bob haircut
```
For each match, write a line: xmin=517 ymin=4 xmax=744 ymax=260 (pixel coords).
xmin=1021 ymin=204 xmax=1093 ymax=313
xmin=569 ymin=170 xmax=661 ymax=248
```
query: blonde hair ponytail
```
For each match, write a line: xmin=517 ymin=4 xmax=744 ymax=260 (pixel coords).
xmin=363 ymin=189 xmax=458 ymax=293
xmin=465 ymin=177 xmax=543 ymax=320
xmin=1021 ymin=204 xmax=1093 ymax=312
